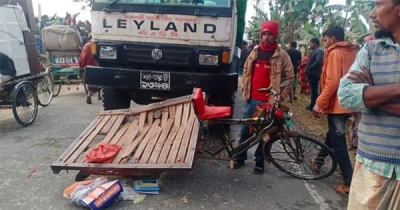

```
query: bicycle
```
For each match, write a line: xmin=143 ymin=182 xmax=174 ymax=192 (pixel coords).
xmin=193 ymin=80 xmax=337 ymax=180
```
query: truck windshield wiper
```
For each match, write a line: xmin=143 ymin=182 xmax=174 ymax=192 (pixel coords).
xmin=103 ymin=0 xmax=125 ymax=12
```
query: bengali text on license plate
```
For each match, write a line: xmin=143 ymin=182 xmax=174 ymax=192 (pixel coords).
xmin=140 ymin=71 xmax=170 ymax=90
xmin=55 ymin=56 xmax=79 ymax=65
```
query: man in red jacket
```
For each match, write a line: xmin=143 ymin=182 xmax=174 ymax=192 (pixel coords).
xmin=79 ymin=35 xmax=99 ymax=104
xmin=236 ymin=21 xmax=294 ymax=174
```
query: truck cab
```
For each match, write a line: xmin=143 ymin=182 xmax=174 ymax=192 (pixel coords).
xmin=85 ymin=0 xmax=241 ymax=112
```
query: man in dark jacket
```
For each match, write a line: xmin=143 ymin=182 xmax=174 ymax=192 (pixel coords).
xmin=239 ymin=40 xmax=250 ymax=75
xmin=306 ymin=38 xmax=324 ymax=111
xmin=287 ymin=41 xmax=302 ymax=100
xmin=0 ymin=52 xmax=16 ymax=83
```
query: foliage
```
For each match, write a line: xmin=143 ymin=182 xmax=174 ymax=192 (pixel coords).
xmin=72 ymin=0 xmax=93 ymax=10
xmin=246 ymin=0 xmax=375 ymax=46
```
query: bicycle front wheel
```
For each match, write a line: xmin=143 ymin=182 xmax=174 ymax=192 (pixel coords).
xmin=265 ymin=134 xmax=337 ymax=180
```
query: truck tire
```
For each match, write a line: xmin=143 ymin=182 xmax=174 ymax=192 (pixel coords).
xmin=102 ymin=88 xmax=131 ymax=110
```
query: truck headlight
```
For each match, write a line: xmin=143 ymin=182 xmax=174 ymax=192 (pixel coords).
xmin=99 ymin=46 xmax=117 ymax=60
xmin=198 ymin=54 xmax=219 ymax=66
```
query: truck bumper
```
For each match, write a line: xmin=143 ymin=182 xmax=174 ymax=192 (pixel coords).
xmin=84 ymin=66 xmax=238 ymax=95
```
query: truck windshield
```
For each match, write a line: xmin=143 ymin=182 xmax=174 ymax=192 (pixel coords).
xmin=94 ymin=0 xmax=231 ymax=8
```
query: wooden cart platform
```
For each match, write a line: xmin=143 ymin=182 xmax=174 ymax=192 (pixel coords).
xmin=51 ymin=95 xmax=200 ymax=176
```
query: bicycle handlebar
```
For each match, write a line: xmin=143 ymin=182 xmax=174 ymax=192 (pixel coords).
xmin=258 ymin=88 xmax=280 ymax=102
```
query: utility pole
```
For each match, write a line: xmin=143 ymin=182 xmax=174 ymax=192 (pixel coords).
xmin=38 ymin=3 xmax=41 ymax=19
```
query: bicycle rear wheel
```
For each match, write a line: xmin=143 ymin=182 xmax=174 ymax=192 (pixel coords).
xmin=265 ymin=134 xmax=337 ymax=180
xmin=37 ymin=74 xmax=53 ymax=106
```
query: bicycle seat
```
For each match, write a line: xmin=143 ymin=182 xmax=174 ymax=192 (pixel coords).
xmin=193 ymin=88 xmax=232 ymax=120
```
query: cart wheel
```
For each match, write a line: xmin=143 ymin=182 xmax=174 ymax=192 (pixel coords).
xmin=37 ymin=74 xmax=53 ymax=107
xmin=12 ymin=82 xmax=38 ymax=127
xmin=49 ymin=70 xmax=61 ymax=97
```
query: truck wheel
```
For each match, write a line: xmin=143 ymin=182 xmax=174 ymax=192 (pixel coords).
xmin=102 ymin=88 xmax=131 ymax=110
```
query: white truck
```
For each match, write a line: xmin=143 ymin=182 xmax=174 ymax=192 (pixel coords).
xmin=85 ymin=0 xmax=243 ymax=113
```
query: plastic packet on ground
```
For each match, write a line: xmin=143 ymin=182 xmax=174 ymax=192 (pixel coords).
xmin=120 ymin=186 xmax=140 ymax=201
xmin=64 ymin=177 xmax=108 ymax=206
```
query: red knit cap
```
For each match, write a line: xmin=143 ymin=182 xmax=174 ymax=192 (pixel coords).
xmin=260 ymin=21 xmax=279 ymax=38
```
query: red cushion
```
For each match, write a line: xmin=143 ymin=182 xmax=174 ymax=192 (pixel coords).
xmin=201 ymin=106 xmax=232 ymax=120
xmin=193 ymin=88 xmax=205 ymax=116
xmin=192 ymin=88 xmax=232 ymax=120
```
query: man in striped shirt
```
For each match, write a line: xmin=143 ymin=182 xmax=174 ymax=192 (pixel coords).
xmin=338 ymin=0 xmax=400 ymax=209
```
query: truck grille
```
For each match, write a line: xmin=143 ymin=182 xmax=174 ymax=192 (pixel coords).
xmin=125 ymin=44 xmax=192 ymax=66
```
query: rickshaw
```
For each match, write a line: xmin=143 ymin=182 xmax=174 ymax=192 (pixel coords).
xmin=0 ymin=4 xmax=53 ymax=127
xmin=52 ymin=81 xmax=337 ymax=181
xmin=0 ymin=73 xmax=53 ymax=126
xmin=42 ymin=25 xmax=86 ymax=97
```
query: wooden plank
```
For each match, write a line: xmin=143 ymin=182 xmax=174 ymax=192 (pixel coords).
xmin=161 ymin=108 xmax=169 ymax=128
xmin=147 ymin=111 xmax=154 ymax=125
xmin=186 ymin=107 xmax=200 ymax=164
xmin=169 ymin=106 xmax=176 ymax=119
xmin=166 ymin=123 xmax=187 ymax=164
xmin=99 ymin=95 xmax=192 ymax=116
xmin=51 ymin=162 xmax=193 ymax=173
xmin=119 ymin=125 xmax=151 ymax=164
xmin=186 ymin=119 xmax=199 ymax=164
xmin=59 ymin=116 xmax=105 ymax=163
xmin=181 ymin=102 xmax=191 ymax=127
xmin=139 ymin=112 xmax=147 ymax=131
xmin=109 ymin=122 xmax=131 ymax=145
xmin=111 ymin=121 xmax=139 ymax=164
xmin=103 ymin=115 xmax=126 ymax=144
xmin=100 ymin=115 xmax=117 ymax=135
xmin=174 ymin=104 xmax=183 ymax=127
xmin=156 ymin=125 xmax=180 ymax=164
xmin=144 ymin=119 xmax=174 ymax=164
xmin=66 ymin=116 xmax=111 ymax=163
xmin=133 ymin=120 xmax=161 ymax=163
xmin=176 ymin=112 xmax=196 ymax=163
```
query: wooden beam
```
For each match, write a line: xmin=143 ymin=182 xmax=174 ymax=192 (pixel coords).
xmin=181 ymin=102 xmax=191 ymax=127
xmin=133 ymin=120 xmax=161 ymax=163
xmin=111 ymin=121 xmax=139 ymax=164
xmin=60 ymin=116 xmax=106 ymax=163
xmin=166 ymin=123 xmax=186 ymax=164
xmin=99 ymin=95 xmax=192 ymax=116
xmin=100 ymin=115 xmax=116 ymax=135
xmin=102 ymin=115 xmax=125 ymax=144
xmin=119 ymin=125 xmax=151 ymax=163
xmin=143 ymin=119 xmax=174 ymax=164
xmin=176 ymin=111 xmax=196 ymax=163
xmin=138 ymin=112 xmax=146 ymax=131
xmin=156 ymin=125 xmax=179 ymax=164
xmin=109 ymin=122 xmax=130 ymax=145
xmin=66 ymin=116 xmax=111 ymax=163
xmin=174 ymin=104 xmax=183 ymax=127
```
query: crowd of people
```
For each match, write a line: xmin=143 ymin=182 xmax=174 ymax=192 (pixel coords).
xmin=34 ymin=12 xmax=92 ymax=54
xmin=237 ymin=0 xmax=399 ymax=209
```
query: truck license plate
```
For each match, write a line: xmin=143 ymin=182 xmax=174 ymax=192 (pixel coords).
xmin=54 ymin=56 xmax=79 ymax=65
xmin=140 ymin=71 xmax=170 ymax=90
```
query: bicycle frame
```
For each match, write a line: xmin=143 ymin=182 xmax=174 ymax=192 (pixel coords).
xmin=199 ymin=117 xmax=275 ymax=158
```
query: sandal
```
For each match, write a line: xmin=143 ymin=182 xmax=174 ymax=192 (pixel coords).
xmin=253 ymin=162 xmax=264 ymax=174
xmin=253 ymin=166 xmax=264 ymax=174
xmin=310 ymin=158 xmax=321 ymax=174
xmin=334 ymin=185 xmax=350 ymax=196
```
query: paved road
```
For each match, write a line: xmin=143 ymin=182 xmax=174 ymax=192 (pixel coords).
xmin=0 ymin=86 xmax=348 ymax=210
